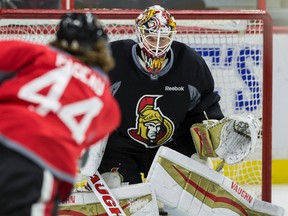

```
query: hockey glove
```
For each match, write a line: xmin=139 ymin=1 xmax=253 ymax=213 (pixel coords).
xmin=190 ymin=114 xmax=261 ymax=165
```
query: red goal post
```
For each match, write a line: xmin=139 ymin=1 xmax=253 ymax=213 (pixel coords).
xmin=0 ymin=9 xmax=273 ymax=202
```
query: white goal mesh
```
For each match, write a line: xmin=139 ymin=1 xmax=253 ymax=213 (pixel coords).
xmin=0 ymin=9 xmax=273 ymax=201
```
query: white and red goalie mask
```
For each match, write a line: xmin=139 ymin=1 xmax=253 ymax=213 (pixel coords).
xmin=135 ymin=5 xmax=176 ymax=73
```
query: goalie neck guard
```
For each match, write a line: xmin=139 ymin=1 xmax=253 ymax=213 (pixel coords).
xmin=135 ymin=5 xmax=176 ymax=73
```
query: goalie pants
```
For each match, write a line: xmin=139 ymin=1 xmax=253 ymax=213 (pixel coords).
xmin=0 ymin=144 xmax=72 ymax=216
xmin=98 ymin=132 xmax=196 ymax=184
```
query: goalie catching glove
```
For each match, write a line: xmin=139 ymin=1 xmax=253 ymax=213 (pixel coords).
xmin=190 ymin=114 xmax=261 ymax=165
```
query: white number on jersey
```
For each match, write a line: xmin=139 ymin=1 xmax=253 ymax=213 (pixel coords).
xmin=18 ymin=63 xmax=103 ymax=144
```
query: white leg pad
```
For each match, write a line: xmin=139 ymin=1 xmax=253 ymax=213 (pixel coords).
xmin=146 ymin=146 xmax=285 ymax=216
xmin=59 ymin=182 xmax=159 ymax=216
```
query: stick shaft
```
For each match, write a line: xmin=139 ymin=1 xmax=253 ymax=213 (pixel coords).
xmin=86 ymin=171 xmax=126 ymax=216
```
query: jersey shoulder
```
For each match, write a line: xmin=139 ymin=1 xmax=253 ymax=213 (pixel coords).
xmin=110 ymin=39 xmax=136 ymax=56
xmin=171 ymin=41 xmax=204 ymax=63
xmin=171 ymin=41 xmax=211 ymax=73
xmin=109 ymin=39 xmax=136 ymax=63
xmin=109 ymin=39 xmax=137 ymax=80
xmin=0 ymin=40 xmax=59 ymax=73
xmin=171 ymin=41 xmax=214 ymax=83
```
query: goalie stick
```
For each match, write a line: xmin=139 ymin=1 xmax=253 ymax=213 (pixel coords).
xmin=86 ymin=170 xmax=126 ymax=216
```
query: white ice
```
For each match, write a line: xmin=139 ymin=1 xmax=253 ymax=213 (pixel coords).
xmin=272 ymin=184 xmax=288 ymax=216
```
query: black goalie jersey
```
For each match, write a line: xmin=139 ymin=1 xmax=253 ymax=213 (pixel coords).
xmin=108 ymin=39 xmax=224 ymax=153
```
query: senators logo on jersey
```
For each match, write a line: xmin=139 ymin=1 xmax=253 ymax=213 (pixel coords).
xmin=127 ymin=95 xmax=174 ymax=148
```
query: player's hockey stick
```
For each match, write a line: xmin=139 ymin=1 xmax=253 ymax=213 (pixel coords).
xmin=86 ymin=170 xmax=126 ymax=216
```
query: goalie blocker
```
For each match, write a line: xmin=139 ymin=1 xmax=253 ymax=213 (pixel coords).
xmin=146 ymin=146 xmax=285 ymax=216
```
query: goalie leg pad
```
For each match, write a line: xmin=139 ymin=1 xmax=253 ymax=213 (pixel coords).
xmin=146 ymin=146 xmax=285 ymax=216
xmin=59 ymin=182 xmax=159 ymax=216
xmin=101 ymin=172 xmax=122 ymax=189
xmin=80 ymin=136 xmax=108 ymax=176
xmin=191 ymin=153 xmax=214 ymax=169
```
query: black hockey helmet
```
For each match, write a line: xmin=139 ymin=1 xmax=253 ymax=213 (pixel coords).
xmin=57 ymin=12 xmax=107 ymax=50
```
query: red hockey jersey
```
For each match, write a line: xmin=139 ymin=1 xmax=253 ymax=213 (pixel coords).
xmin=0 ymin=40 xmax=120 ymax=183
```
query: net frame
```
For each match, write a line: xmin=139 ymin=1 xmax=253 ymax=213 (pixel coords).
xmin=0 ymin=9 xmax=273 ymax=202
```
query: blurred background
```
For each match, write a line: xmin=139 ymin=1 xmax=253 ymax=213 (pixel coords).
xmin=0 ymin=0 xmax=287 ymax=26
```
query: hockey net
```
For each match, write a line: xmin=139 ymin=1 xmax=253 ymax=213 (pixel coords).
xmin=0 ymin=9 xmax=273 ymax=201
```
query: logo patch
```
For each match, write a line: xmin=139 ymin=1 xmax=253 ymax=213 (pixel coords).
xmin=127 ymin=95 xmax=174 ymax=148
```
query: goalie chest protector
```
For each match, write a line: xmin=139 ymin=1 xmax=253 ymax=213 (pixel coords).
xmin=108 ymin=39 xmax=216 ymax=148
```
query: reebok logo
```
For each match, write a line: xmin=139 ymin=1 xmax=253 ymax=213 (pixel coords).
xmin=165 ymin=86 xmax=184 ymax=91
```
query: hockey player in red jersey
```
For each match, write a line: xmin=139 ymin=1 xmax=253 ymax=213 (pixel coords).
xmin=0 ymin=13 xmax=120 ymax=216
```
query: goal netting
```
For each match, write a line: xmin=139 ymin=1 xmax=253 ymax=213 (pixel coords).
xmin=0 ymin=9 xmax=273 ymax=201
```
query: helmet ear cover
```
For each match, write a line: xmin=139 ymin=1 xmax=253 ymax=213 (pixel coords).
xmin=57 ymin=12 xmax=107 ymax=51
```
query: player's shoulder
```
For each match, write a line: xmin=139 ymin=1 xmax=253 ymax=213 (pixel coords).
xmin=1 ymin=39 xmax=48 ymax=52
xmin=110 ymin=39 xmax=136 ymax=50
xmin=171 ymin=41 xmax=200 ymax=57
xmin=109 ymin=39 xmax=136 ymax=61
xmin=4 ymin=40 xmax=61 ymax=66
xmin=171 ymin=41 xmax=206 ymax=64
xmin=0 ymin=39 xmax=31 ymax=46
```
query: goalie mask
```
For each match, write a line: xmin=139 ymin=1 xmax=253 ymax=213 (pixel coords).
xmin=135 ymin=5 xmax=176 ymax=73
